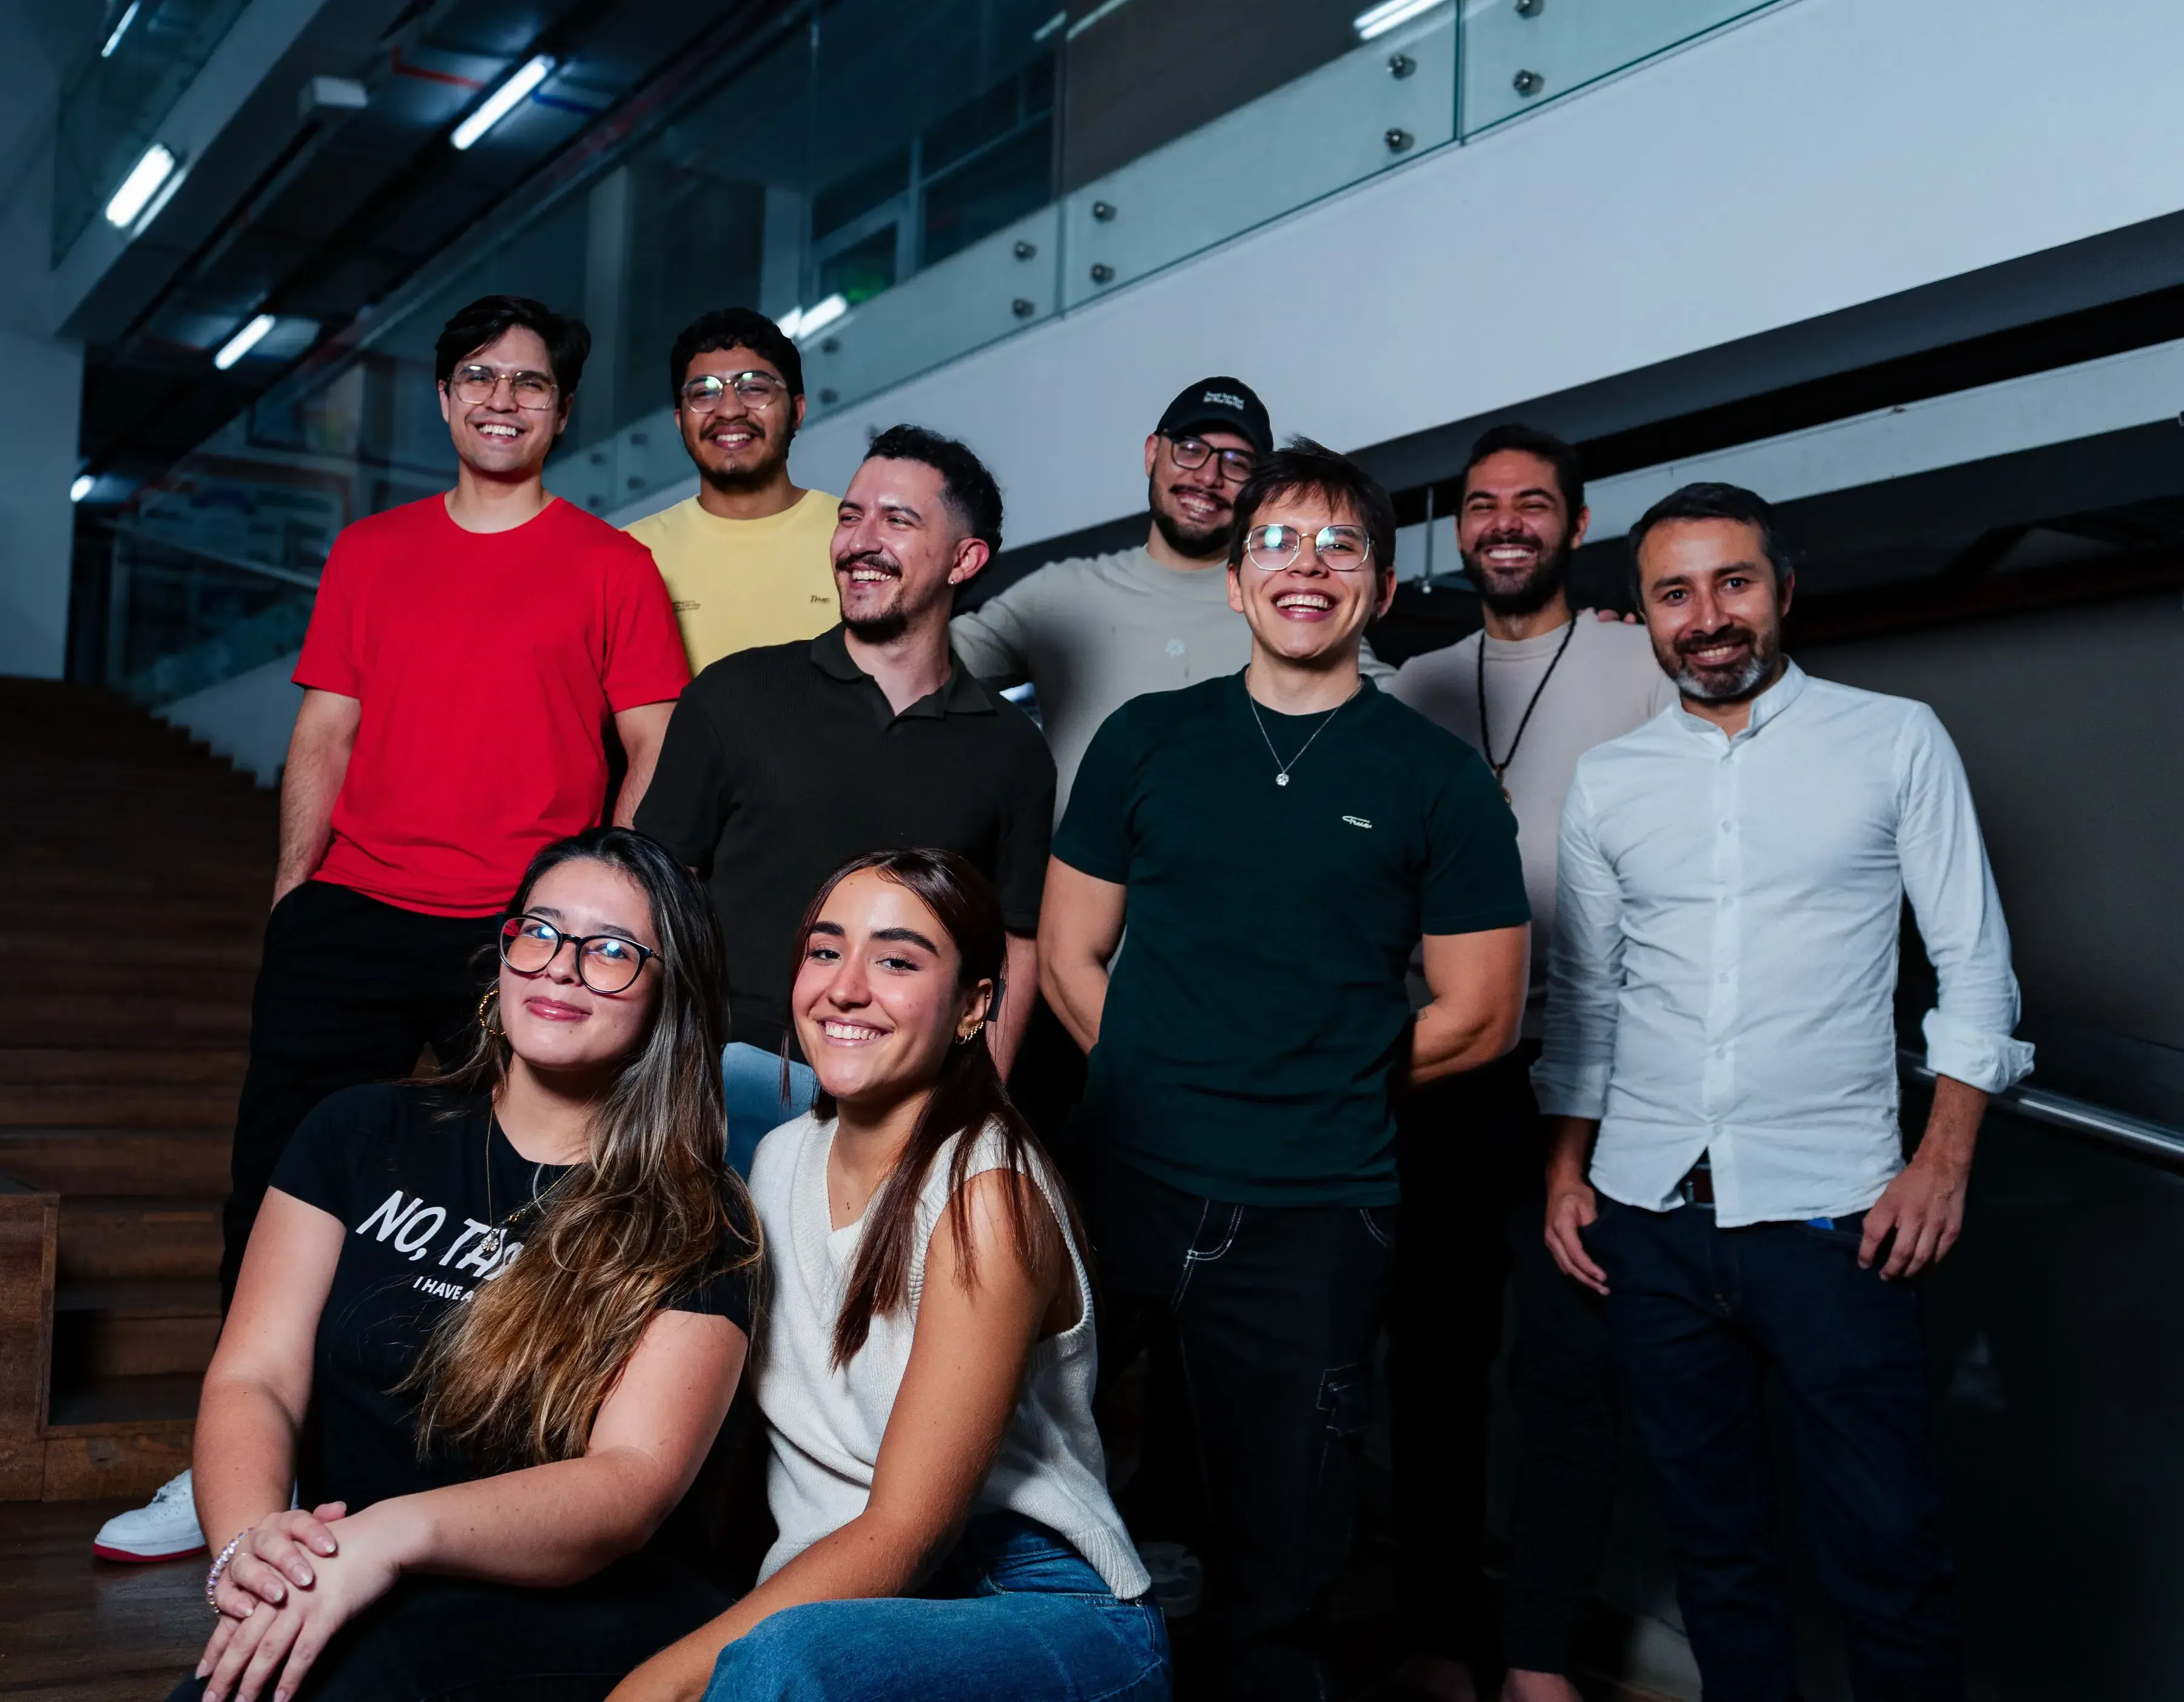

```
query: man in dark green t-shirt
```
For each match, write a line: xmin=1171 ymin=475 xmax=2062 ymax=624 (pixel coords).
xmin=1041 ymin=439 xmax=1530 ymax=1701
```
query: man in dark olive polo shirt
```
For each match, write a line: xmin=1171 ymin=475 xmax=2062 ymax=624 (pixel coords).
xmin=638 ymin=425 xmax=1055 ymax=1172
xmin=1041 ymin=439 xmax=1531 ymax=1702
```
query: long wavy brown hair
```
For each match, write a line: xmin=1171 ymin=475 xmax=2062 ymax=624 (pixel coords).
xmin=792 ymin=849 xmax=1080 ymax=1368
xmin=408 ymin=827 xmax=758 ymax=1465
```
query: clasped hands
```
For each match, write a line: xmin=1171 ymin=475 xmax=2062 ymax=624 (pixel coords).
xmin=198 ymin=1501 xmax=402 ymax=1702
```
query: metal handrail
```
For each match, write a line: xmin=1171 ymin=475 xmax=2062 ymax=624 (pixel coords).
xmin=1897 ymin=1051 xmax=2184 ymax=1169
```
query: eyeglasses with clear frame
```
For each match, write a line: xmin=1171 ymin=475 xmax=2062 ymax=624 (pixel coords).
xmin=499 ymin=915 xmax=658 ymax=995
xmin=448 ymin=365 xmax=559 ymax=410
xmin=1242 ymin=523 xmax=1374 ymax=574
xmin=1164 ymin=434 xmax=1258 ymax=484
xmin=680 ymin=371 xmax=789 ymax=412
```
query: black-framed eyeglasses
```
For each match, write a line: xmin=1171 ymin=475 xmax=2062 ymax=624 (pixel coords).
xmin=681 ymin=370 xmax=789 ymax=412
xmin=1243 ymin=522 xmax=1373 ymax=574
xmin=499 ymin=915 xmax=658 ymax=995
xmin=1165 ymin=434 xmax=1257 ymax=483
xmin=448 ymin=365 xmax=559 ymax=409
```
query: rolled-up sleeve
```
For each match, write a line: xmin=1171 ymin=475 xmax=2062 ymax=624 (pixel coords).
xmin=1532 ymin=764 xmax=1624 ymax=1118
xmin=1895 ymin=706 xmax=2034 ymax=1094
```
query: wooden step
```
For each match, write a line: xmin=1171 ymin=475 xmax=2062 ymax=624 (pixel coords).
xmin=27 ymin=963 xmax=259 ymax=1003
xmin=0 ymin=1084 xmax=241 ymax=1130
xmin=0 ymin=1048 xmax=251 ymax=1087
xmin=58 ymin=1199 xmax=222 ymax=1282
xmin=53 ymin=1280 xmax=223 ymax=1380
xmin=0 ymin=998 xmax=251 ymax=1047
xmin=47 ymin=1371 xmax=203 ymax=1427
xmin=0 ymin=1131 xmax=229 ymax=1198
xmin=0 ymin=933 xmax=263 ymax=971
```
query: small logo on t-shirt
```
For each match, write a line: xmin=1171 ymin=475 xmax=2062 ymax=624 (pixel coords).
xmin=1166 ymin=638 xmax=1186 ymax=658
xmin=1342 ymin=815 xmax=1373 ymax=829
xmin=809 ymin=593 xmax=831 ymax=604
xmin=672 ymin=600 xmax=700 ymax=612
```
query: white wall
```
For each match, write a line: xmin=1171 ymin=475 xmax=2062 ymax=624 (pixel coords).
xmin=782 ymin=0 xmax=2184 ymax=554
xmin=157 ymin=648 xmax=303 ymax=786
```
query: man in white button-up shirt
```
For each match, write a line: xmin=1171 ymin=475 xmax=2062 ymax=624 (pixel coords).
xmin=1534 ymin=482 xmax=2032 ymax=1702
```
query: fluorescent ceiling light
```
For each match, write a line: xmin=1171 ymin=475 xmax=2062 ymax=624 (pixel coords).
xmin=789 ymin=294 xmax=847 ymax=341
xmin=214 ymin=314 xmax=277 ymax=370
xmin=1066 ymin=0 xmax=1132 ymax=40
xmin=105 ymin=143 xmax=176 ymax=227
xmin=1353 ymin=0 xmax=1440 ymax=41
xmin=70 ymin=474 xmax=95 ymax=503
xmin=1031 ymin=10 xmax=1065 ymax=41
xmin=452 ymin=54 xmax=554 ymax=150
xmin=101 ymin=0 xmax=141 ymax=58
xmin=775 ymin=305 xmax=804 ymax=338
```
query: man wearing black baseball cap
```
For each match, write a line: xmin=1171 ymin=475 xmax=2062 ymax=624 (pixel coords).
xmin=954 ymin=376 xmax=1389 ymax=815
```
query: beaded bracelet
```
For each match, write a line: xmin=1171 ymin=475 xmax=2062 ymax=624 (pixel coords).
xmin=204 ymin=1533 xmax=246 ymax=1615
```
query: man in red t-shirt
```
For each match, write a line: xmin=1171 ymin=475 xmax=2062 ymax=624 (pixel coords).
xmin=99 ymin=297 xmax=687 ymax=1563
xmin=230 ymin=295 xmax=685 ymax=1297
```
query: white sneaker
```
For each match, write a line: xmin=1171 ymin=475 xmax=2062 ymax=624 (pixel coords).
xmin=93 ymin=1468 xmax=205 ymax=1562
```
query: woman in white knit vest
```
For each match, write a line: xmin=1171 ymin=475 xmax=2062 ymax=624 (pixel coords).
xmin=613 ymin=848 xmax=1169 ymax=1702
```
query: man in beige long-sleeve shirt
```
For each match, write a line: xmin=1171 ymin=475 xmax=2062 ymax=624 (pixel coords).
xmin=1381 ymin=423 xmax=1673 ymax=1702
xmin=951 ymin=377 xmax=1390 ymax=814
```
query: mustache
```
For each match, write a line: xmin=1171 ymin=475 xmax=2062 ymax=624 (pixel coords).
xmin=1475 ymin=526 xmax=1544 ymax=554
xmin=1676 ymin=622 xmax=1759 ymax=658
xmin=834 ymin=549 xmax=901 ymax=576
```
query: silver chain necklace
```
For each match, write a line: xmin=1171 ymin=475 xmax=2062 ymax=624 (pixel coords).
xmin=478 ymin=1111 xmax=547 ymax=1263
xmin=1245 ymin=673 xmax=1360 ymax=787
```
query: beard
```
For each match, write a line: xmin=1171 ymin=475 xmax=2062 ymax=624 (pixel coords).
xmin=844 ymin=609 xmax=911 ymax=644
xmin=1462 ymin=529 xmax=1572 ymax=618
xmin=1148 ymin=476 xmax=1235 ymax=559
xmin=696 ymin=422 xmax=790 ymax=495
xmin=1660 ymin=620 xmax=1780 ymax=702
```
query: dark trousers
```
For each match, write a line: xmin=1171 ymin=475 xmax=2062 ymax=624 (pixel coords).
xmin=1390 ymin=1049 xmax=1619 ymax=1676
xmin=166 ymin=1550 xmax=724 ymax=1701
xmin=223 ymin=880 xmax=499 ymax=1307
xmin=1085 ymin=1157 xmax=1394 ymax=1702
xmin=1583 ymin=1198 xmax=1964 ymax=1702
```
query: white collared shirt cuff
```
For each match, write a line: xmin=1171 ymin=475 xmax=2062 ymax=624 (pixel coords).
xmin=1531 ymin=1057 xmax=1610 ymax=1120
xmin=1921 ymin=1009 xmax=2035 ymax=1095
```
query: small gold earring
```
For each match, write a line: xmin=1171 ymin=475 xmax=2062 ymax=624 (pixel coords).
xmin=956 ymin=1020 xmax=986 ymax=1046
xmin=477 ymin=987 xmax=504 ymax=1037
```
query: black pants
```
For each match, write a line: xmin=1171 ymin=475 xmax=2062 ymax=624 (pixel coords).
xmin=223 ymin=880 xmax=500 ymax=1307
xmin=1085 ymin=1157 xmax=1394 ymax=1702
xmin=1389 ymin=1048 xmax=1620 ymax=1676
xmin=165 ymin=1550 xmax=725 ymax=1701
xmin=1585 ymin=1199 xmax=1963 ymax=1702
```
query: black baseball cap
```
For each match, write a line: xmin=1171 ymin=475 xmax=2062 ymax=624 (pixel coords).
xmin=1155 ymin=377 xmax=1272 ymax=457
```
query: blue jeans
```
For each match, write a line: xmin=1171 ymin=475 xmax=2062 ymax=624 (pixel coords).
xmin=1583 ymin=1197 xmax=1963 ymax=1702
xmin=705 ymin=1513 xmax=1171 ymax=1702
xmin=722 ymin=1041 xmax=817 ymax=1177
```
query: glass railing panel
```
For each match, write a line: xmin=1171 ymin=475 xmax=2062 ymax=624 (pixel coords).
xmin=52 ymin=0 xmax=254 ymax=259
xmin=104 ymin=527 xmax=317 ymax=708
xmin=1458 ymin=0 xmax=1784 ymax=136
xmin=796 ymin=204 xmax=1061 ymax=423
xmin=1058 ymin=2 xmax=1454 ymax=312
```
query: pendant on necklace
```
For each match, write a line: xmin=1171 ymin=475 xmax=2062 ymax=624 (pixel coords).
xmin=1276 ymin=772 xmax=1290 ymax=787
xmin=477 ymin=1227 xmax=505 ymax=1262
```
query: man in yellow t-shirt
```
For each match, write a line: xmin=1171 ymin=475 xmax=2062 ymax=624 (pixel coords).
xmin=625 ymin=308 xmax=840 ymax=673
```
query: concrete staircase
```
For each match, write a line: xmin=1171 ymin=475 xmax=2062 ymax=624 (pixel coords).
xmin=0 ymin=678 xmax=271 ymax=1501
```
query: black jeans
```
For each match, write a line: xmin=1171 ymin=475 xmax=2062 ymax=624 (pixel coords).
xmin=165 ymin=1550 xmax=725 ymax=1701
xmin=1390 ymin=1048 xmax=1619 ymax=1677
xmin=1583 ymin=1198 xmax=1963 ymax=1702
xmin=223 ymin=880 xmax=500 ymax=1307
xmin=1085 ymin=1156 xmax=1394 ymax=1702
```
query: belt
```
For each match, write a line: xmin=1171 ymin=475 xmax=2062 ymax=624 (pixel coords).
xmin=1674 ymin=1161 xmax=1715 ymax=1208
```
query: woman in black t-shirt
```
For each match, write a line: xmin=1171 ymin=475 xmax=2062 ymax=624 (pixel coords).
xmin=180 ymin=829 xmax=761 ymax=1702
